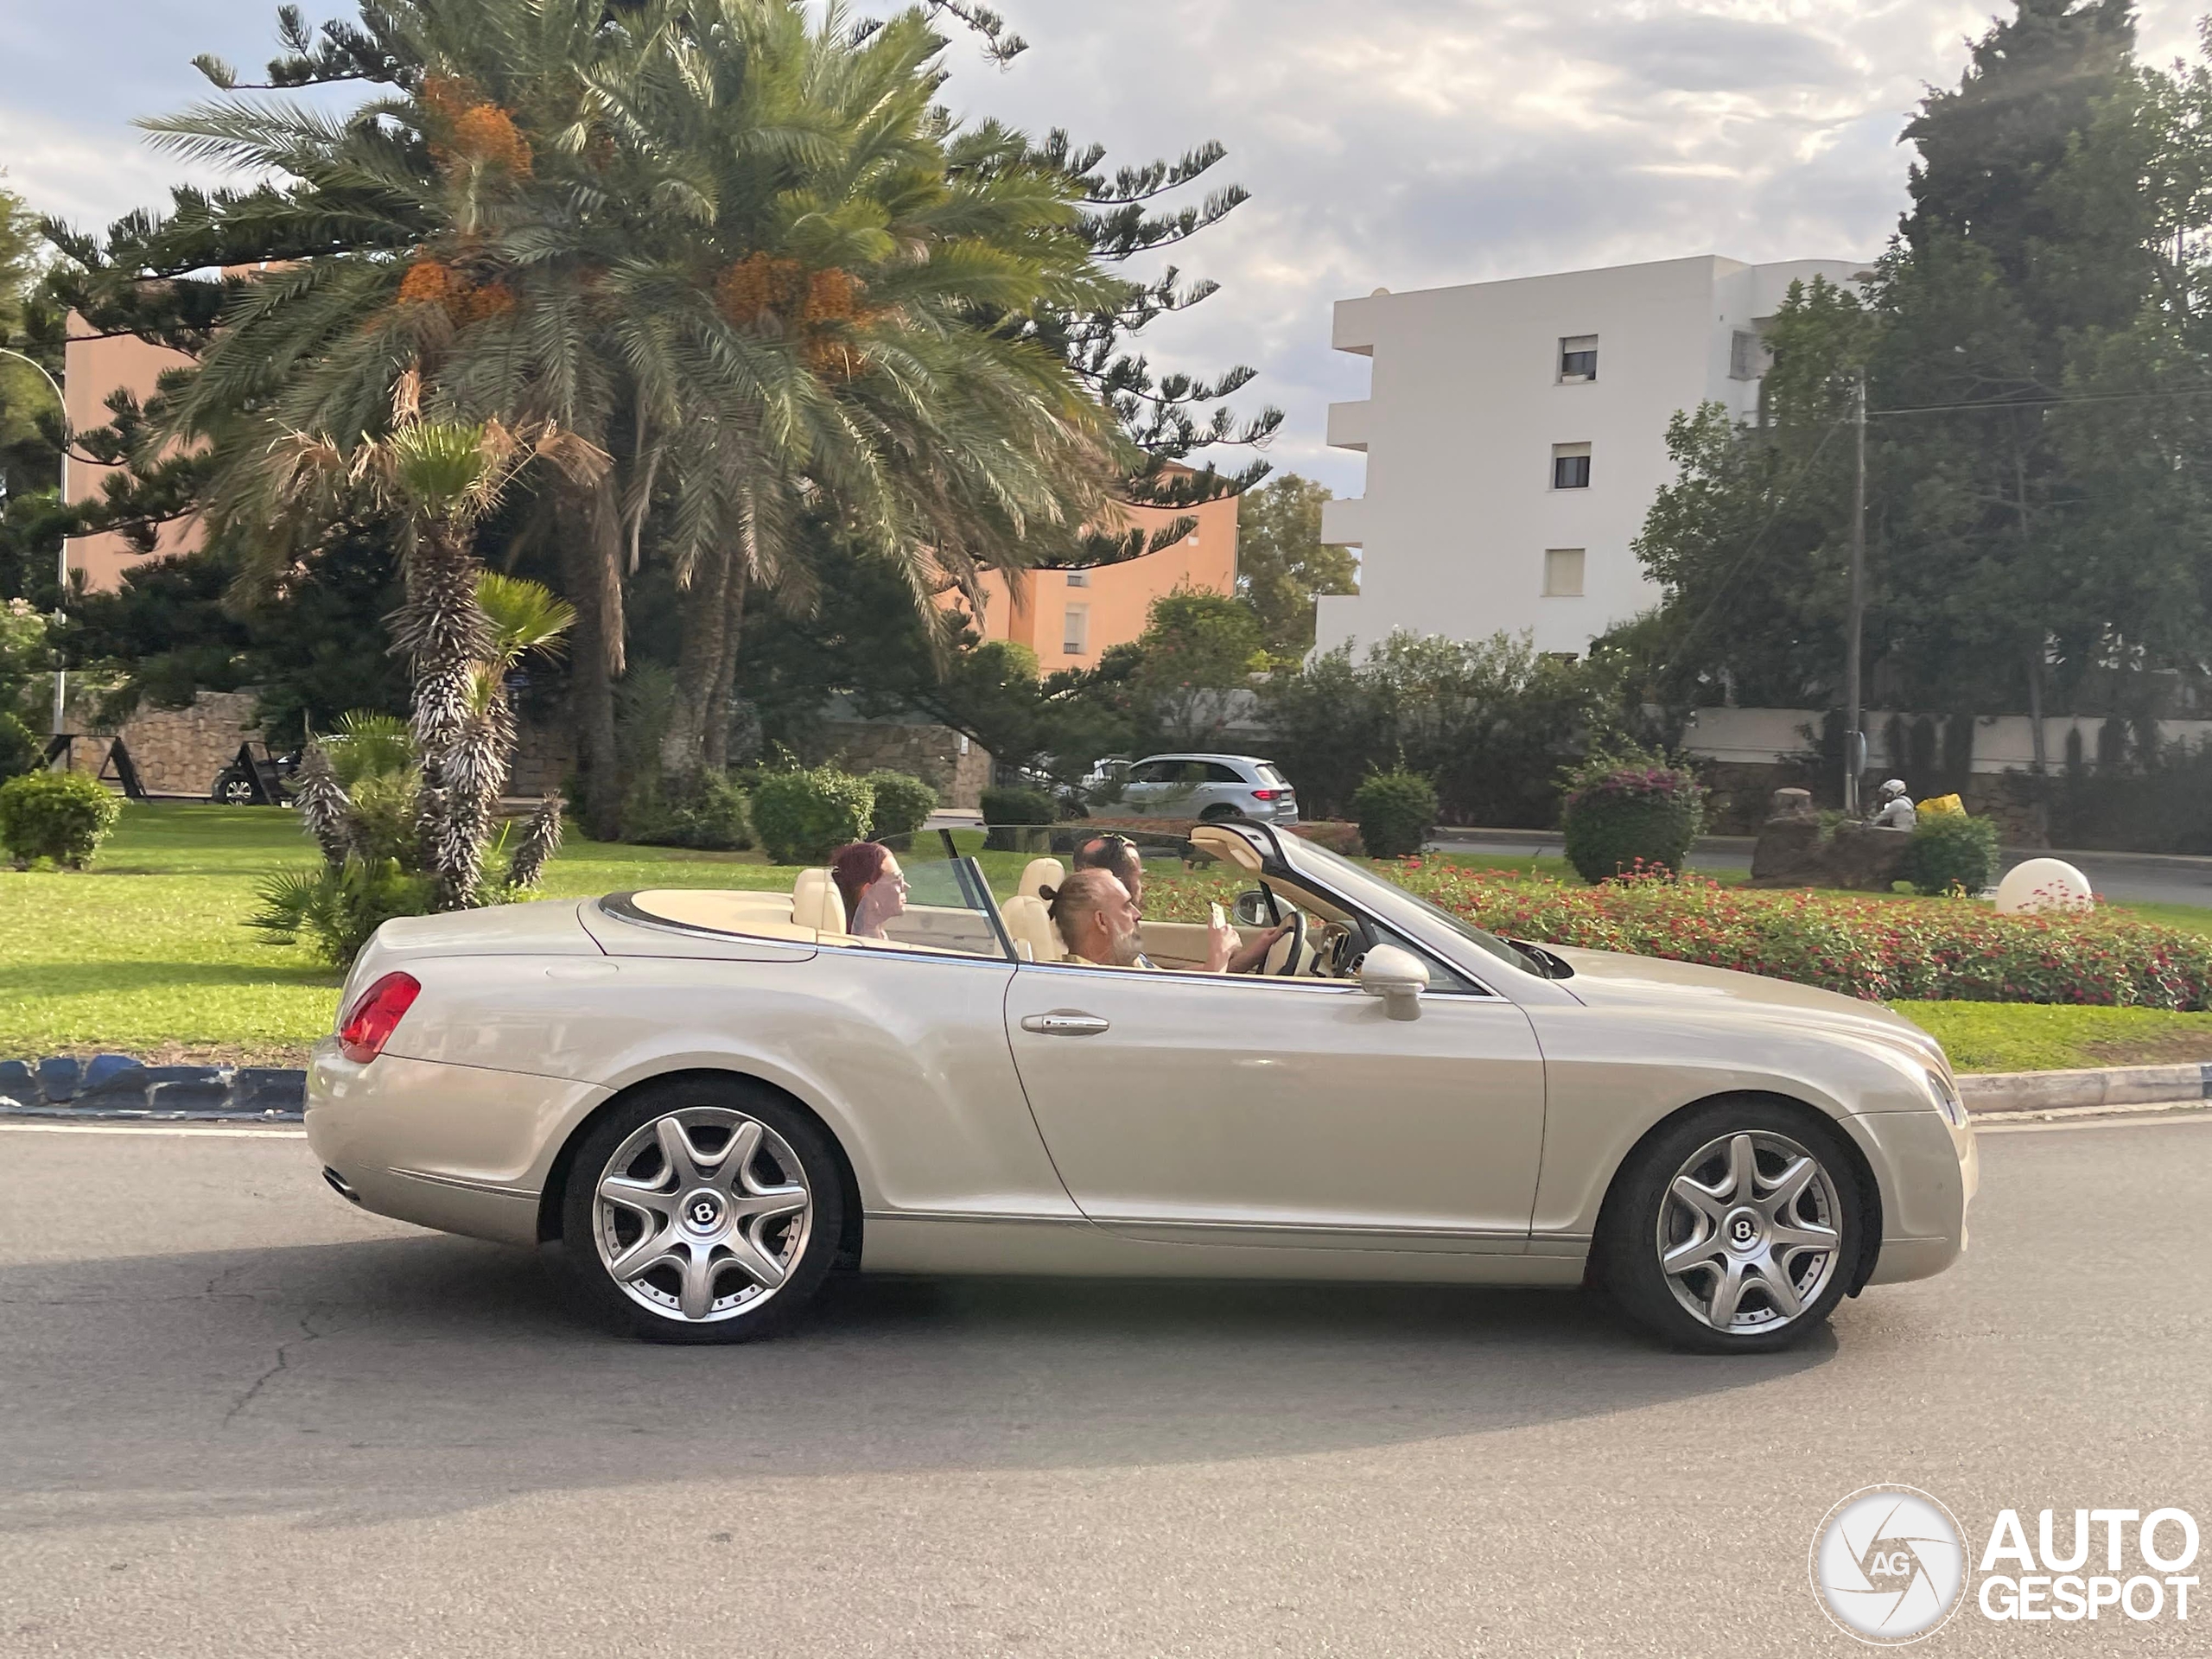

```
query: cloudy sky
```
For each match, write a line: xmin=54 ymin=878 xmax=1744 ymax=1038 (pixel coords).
xmin=4 ymin=1 xmax=2208 ymax=493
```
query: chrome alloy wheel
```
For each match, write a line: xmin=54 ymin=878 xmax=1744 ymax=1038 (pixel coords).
xmin=1656 ymin=1130 xmax=1842 ymax=1334
xmin=592 ymin=1108 xmax=813 ymax=1323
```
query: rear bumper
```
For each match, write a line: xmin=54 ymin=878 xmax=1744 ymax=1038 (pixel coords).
xmin=306 ymin=1039 xmax=612 ymax=1247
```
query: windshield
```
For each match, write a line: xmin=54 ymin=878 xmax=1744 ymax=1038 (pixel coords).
xmin=1272 ymin=836 xmax=1544 ymax=976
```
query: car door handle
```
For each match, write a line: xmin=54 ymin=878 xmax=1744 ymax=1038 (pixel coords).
xmin=1020 ymin=1011 xmax=1110 ymax=1037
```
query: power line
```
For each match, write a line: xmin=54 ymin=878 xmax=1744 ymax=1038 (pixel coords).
xmin=1871 ymin=384 xmax=2212 ymax=416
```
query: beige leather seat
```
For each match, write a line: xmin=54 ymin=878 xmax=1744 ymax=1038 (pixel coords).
xmin=1001 ymin=893 xmax=1064 ymax=962
xmin=1017 ymin=857 xmax=1065 ymax=900
xmin=791 ymin=868 xmax=848 ymax=933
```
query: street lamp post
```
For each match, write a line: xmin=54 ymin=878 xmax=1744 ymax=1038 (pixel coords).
xmin=0 ymin=345 xmax=69 ymax=736
xmin=1842 ymin=366 xmax=1867 ymax=817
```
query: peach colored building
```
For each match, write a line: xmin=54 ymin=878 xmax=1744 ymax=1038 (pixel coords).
xmin=61 ymin=313 xmax=200 ymax=592
xmin=963 ymin=479 xmax=1239 ymax=676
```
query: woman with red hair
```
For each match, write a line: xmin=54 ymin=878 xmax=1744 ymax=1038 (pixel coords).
xmin=829 ymin=842 xmax=907 ymax=938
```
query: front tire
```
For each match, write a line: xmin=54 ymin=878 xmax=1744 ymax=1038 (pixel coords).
xmin=1597 ymin=1098 xmax=1863 ymax=1354
xmin=560 ymin=1077 xmax=844 ymax=1344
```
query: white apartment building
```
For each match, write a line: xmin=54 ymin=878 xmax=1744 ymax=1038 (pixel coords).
xmin=1315 ymin=254 xmax=1872 ymax=658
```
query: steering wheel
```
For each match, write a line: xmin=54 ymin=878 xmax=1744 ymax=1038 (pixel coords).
xmin=1262 ymin=908 xmax=1306 ymax=976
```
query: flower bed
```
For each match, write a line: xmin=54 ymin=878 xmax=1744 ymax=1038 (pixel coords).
xmin=1387 ymin=864 xmax=2212 ymax=1009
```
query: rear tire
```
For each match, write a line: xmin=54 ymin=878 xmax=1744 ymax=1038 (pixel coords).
xmin=1596 ymin=1097 xmax=1863 ymax=1354
xmin=559 ymin=1076 xmax=844 ymax=1344
xmin=211 ymin=768 xmax=257 ymax=805
xmin=1199 ymin=804 xmax=1243 ymax=823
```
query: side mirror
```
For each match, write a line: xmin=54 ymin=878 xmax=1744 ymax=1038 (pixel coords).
xmin=1231 ymin=889 xmax=1273 ymax=928
xmin=1358 ymin=944 xmax=1429 ymax=1020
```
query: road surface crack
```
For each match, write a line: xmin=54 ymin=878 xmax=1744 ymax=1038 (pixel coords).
xmin=221 ymin=1308 xmax=327 ymax=1427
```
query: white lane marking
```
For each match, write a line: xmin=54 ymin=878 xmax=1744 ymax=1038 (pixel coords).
xmin=1976 ymin=1109 xmax=2212 ymax=1136
xmin=0 ymin=1122 xmax=308 ymax=1138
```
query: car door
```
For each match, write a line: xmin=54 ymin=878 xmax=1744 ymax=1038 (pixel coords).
xmin=1001 ymin=963 xmax=1547 ymax=1251
xmin=1118 ymin=760 xmax=1172 ymax=817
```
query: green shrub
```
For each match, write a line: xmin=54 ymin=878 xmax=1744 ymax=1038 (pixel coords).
xmin=0 ymin=711 xmax=39 ymax=782
xmin=864 ymin=770 xmax=938 ymax=838
xmin=980 ymin=785 xmax=1056 ymax=825
xmin=627 ymin=770 xmax=753 ymax=851
xmin=1559 ymin=752 xmax=1705 ymax=882
xmin=0 ymin=769 xmax=122 ymax=869
xmin=345 ymin=768 xmax=425 ymax=867
xmin=749 ymin=766 xmax=874 ymax=864
xmin=248 ymin=858 xmax=438 ymax=968
xmin=1904 ymin=810 xmax=2000 ymax=896
xmin=1351 ymin=768 xmax=1439 ymax=858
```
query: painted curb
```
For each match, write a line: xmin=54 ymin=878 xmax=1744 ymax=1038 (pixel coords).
xmin=1958 ymin=1060 xmax=2212 ymax=1116
xmin=0 ymin=1055 xmax=305 ymax=1122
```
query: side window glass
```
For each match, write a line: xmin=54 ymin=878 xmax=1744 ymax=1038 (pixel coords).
xmin=1204 ymin=762 xmax=1243 ymax=783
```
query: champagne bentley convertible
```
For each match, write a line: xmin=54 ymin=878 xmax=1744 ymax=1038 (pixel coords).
xmin=307 ymin=822 xmax=1977 ymax=1353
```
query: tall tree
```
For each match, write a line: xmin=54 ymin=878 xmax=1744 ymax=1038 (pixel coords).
xmin=0 ymin=182 xmax=67 ymax=607
xmin=55 ymin=0 xmax=1131 ymax=834
xmin=1233 ymin=472 xmax=1358 ymax=653
xmin=1629 ymin=1 xmax=2212 ymax=734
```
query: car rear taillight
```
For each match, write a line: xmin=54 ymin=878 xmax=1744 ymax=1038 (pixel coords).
xmin=338 ymin=971 xmax=421 ymax=1064
xmin=1250 ymin=788 xmax=1281 ymax=800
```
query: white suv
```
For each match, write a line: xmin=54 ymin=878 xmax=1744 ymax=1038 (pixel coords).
xmin=1109 ymin=753 xmax=1300 ymax=823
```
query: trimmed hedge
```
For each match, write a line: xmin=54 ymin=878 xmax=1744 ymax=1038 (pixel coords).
xmin=1905 ymin=811 xmax=1999 ymax=896
xmin=628 ymin=770 xmax=753 ymax=851
xmin=0 ymin=769 xmax=122 ymax=869
xmin=1351 ymin=768 xmax=1438 ymax=859
xmin=1560 ymin=757 xmax=1705 ymax=882
xmin=981 ymin=785 xmax=1056 ymax=825
xmin=1388 ymin=863 xmax=2212 ymax=1008
xmin=865 ymin=770 xmax=938 ymax=838
xmin=749 ymin=766 xmax=873 ymax=864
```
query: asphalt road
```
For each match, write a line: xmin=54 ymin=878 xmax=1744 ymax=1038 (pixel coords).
xmin=1430 ymin=831 xmax=2212 ymax=909
xmin=3 ymin=1117 xmax=2209 ymax=1658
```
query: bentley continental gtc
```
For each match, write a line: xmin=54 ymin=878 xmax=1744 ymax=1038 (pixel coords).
xmin=307 ymin=824 xmax=1976 ymax=1353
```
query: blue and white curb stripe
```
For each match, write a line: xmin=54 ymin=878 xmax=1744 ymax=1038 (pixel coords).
xmin=0 ymin=1054 xmax=306 ymax=1122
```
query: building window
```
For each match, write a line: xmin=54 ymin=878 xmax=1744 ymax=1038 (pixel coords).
xmin=1551 ymin=442 xmax=1591 ymax=490
xmin=1061 ymin=605 xmax=1089 ymax=656
xmin=1064 ymin=569 xmax=1088 ymax=588
xmin=1559 ymin=335 xmax=1598 ymax=382
xmin=1543 ymin=548 xmax=1586 ymax=597
xmin=1729 ymin=328 xmax=1766 ymax=381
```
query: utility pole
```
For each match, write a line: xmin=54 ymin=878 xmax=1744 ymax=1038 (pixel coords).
xmin=0 ymin=345 xmax=69 ymax=736
xmin=1843 ymin=366 xmax=1867 ymax=817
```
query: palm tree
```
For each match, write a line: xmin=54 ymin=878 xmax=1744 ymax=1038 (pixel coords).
xmin=141 ymin=0 xmax=1129 ymax=828
xmin=267 ymin=397 xmax=601 ymax=906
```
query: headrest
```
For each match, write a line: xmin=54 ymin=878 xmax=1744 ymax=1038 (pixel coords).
xmin=1001 ymin=893 xmax=1063 ymax=962
xmin=1018 ymin=856 xmax=1065 ymax=900
xmin=791 ymin=868 xmax=847 ymax=933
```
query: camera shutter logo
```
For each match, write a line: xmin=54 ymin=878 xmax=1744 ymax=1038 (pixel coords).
xmin=1810 ymin=1486 xmax=1967 ymax=1644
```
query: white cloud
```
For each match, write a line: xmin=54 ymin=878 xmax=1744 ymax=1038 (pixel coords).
xmin=7 ymin=0 xmax=2210 ymax=494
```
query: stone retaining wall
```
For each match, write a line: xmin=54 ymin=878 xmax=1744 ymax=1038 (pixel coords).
xmin=67 ymin=688 xmax=264 ymax=798
xmin=817 ymin=719 xmax=993 ymax=810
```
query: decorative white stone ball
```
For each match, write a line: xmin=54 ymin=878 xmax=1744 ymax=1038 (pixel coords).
xmin=1994 ymin=857 xmax=2094 ymax=914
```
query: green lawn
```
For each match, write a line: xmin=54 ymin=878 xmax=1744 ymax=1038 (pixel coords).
xmin=1890 ymin=1001 xmax=2212 ymax=1074
xmin=7 ymin=804 xmax=2212 ymax=1072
